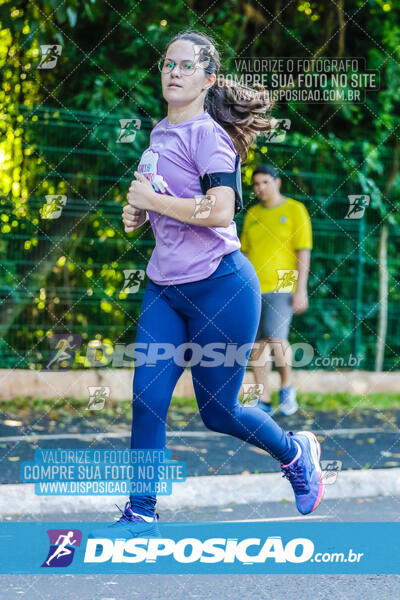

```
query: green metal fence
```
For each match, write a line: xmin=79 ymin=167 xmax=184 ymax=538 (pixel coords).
xmin=1 ymin=105 xmax=399 ymax=371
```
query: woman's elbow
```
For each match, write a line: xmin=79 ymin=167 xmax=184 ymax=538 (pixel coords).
xmin=204 ymin=189 xmax=235 ymax=227
xmin=215 ymin=207 xmax=234 ymax=227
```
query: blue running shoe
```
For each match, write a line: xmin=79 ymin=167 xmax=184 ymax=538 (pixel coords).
xmin=280 ymin=431 xmax=324 ymax=515
xmin=88 ymin=502 xmax=160 ymax=540
xmin=279 ymin=386 xmax=298 ymax=416
xmin=256 ymin=398 xmax=273 ymax=414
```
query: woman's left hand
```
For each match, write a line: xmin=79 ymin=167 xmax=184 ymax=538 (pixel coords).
xmin=127 ymin=171 xmax=157 ymax=210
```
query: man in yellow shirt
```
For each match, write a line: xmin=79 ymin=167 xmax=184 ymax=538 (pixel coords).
xmin=241 ymin=164 xmax=312 ymax=416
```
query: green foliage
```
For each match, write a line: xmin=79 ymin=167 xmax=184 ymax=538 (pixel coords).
xmin=1 ymin=392 xmax=399 ymax=418
xmin=1 ymin=0 xmax=400 ymax=370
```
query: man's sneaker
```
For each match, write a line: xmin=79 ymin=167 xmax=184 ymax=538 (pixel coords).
xmin=256 ymin=398 xmax=273 ymax=414
xmin=280 ymin=431 xmax=324 ymax=515
xmin=279 ymin=386 xmax=298 ymax=415
xmin=88 ymin=502 xmax=160 ymax=540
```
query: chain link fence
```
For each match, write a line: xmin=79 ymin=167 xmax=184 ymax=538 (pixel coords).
xmin=1 ymin=106 xmax=399 ymax=370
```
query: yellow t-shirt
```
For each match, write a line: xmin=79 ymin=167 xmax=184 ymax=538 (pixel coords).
xmin=240 ymin=198 xmax=313 ymax=293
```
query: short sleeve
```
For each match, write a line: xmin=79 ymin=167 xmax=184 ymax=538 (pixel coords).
xmin=192 ymin=130 xmax=236 ymax=177
xmin=192 ymin=128 xmax=243 ymax=214
xmin=291 ymin=203 xmax=313 ymax=250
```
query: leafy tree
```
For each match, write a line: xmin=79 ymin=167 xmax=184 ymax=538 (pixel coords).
xmin=1 ymin=0 xmax=399 ymax=370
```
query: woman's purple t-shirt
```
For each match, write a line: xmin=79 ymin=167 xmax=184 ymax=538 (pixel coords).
xmin=137 ymin=110 xmax=241 ymax=285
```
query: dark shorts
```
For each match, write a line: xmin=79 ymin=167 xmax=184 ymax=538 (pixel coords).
xmin=255 ymin=292 xmax=293 ymax=340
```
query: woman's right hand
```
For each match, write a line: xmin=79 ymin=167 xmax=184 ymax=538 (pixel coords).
xmin=122 ymin=204 xmax=147 ymax=233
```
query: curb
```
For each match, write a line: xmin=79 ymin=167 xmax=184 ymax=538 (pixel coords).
xmin=2 ymin=368 xmax=400 ymax=401
xmin=1 ymin=468 xmax=400 ymax=516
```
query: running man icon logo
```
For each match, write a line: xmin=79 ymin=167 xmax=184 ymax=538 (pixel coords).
xmin=320 ymin=460 xmax=342 ymax=485
xmin=122 ymin=269 xmax=145 ymax=294
xmin=41 ymin=529 xmax=82 ymax=568
xmin=116 ymin=118 xmax=142 ymax=143
xmin=44 ymin=333 xmax=82 ymax=371
xmin=87 ymin=386 xmax=111 ymax=410
xmin=275 ymin=269 xmax=299 ymax=293
xmin=241 ymin=383 xmax=264 ymax=407
xmin=40 ymin=194 xmax=67 ymax=219
xmin=37 ymin=45 xmax=62 ymax=69
xmin=345 ymin=195 xmax=370 ymax=219
xmin=192 ymin=194 xmax=217 ymax=219
xmin=261 ymin=119 xmax=291 ymax=143
xmin=192 ymin=44 xmax=216 ymax=70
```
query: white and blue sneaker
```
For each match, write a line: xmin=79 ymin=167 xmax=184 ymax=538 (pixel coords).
xmin=88 ymin=502 xmax=160 ymax=540
xmin=281 ymin=431 xmax=324 ymax=515
xmin=279 ymin=386 xmax=298 ymax=415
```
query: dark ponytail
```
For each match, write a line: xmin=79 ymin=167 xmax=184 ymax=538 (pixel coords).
xmin=162 ymin=29 xmax=275 ymax=162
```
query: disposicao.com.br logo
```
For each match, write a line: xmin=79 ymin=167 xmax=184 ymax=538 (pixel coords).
xmin=84 ymin=536 xmax=364 ymax=565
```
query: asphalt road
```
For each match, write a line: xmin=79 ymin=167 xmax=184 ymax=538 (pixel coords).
xmin=1 ymin=408 xmax=399 ymax=598
xmin=3 ymin=493 xmax=400 ymax=522
xmin=2 ymin=572 xmax=398 ymax=600
xmin=1 ymin=497 xmax=399 ymax=600
xmin=1 ymin=409 xmax=399 ymax=483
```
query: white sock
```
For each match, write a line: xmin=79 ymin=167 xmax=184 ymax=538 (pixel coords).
xmin=130 ymin=510 xmax=155 ymax=522
xmin=283 ymin=440 xmax=302 ymax=467
xmin=293 ymin=440 xmax=302 ymax=461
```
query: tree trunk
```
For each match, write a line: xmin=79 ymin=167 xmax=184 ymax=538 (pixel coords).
xmin=375 ymin=142 xmax=399 ymax=371
xmin=375 ymin=222 xmax=388 ymax=372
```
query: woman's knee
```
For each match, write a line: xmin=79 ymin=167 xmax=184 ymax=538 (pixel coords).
xmin=200 ymin=404 xmax=238 ymax=434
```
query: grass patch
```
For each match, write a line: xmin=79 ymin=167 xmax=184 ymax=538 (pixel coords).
xmin=0 ymin=392 xmax=398 ymax=420
xmin=0 ymin=395 xmax=198 ymax=421
xmin=294 ymin=392 xmax=400 ymax=411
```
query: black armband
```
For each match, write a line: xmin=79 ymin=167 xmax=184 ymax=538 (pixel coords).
xmin=199 ymin=154 xmax=243 ymax=215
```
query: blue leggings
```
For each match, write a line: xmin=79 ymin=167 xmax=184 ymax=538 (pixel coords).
xmin=129 ymin=251 xmax=297 ymax=516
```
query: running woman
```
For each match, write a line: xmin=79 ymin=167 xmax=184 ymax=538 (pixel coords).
xmin=97 ymin=30 xmax=324 ymax=536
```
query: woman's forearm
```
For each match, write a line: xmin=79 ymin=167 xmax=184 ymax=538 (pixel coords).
xmin=147 ymin=191 xmax=232 ymax=227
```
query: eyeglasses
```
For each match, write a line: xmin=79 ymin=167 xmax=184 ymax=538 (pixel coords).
xmin=157 ymin=58 xmax=201 ymax=76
